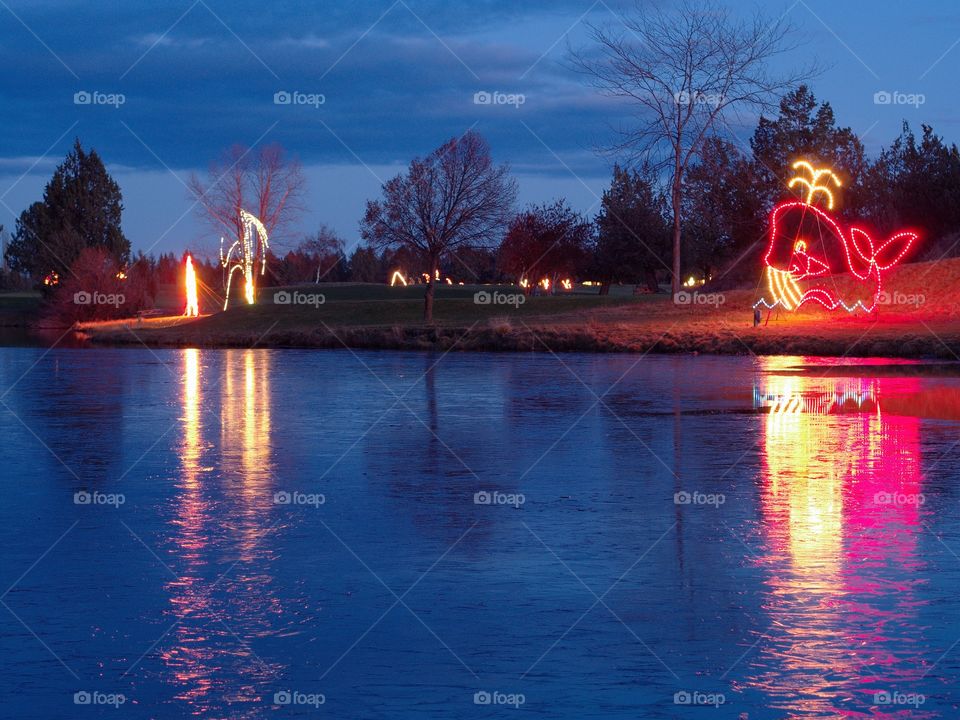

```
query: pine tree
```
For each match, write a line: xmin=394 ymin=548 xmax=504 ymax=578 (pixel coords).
xmin=5 ymin=139 xmax=130 ymax=282
xmin=594 ymin=166 xmax=670 ymax=293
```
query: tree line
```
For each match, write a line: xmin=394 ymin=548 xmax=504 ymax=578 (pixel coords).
xmin=7 ymin=91 xmax=960 ymax=323
xmin=7 ymin=1 xmax=960 ymax=322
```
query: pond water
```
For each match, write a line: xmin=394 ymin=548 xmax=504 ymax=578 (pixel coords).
xmin=1 ymin=347 xmax=959 ymax=718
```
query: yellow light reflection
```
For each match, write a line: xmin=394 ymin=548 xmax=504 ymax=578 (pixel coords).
xmin=163 ymin=349 xmax=283 ymax=710
xmin=748 ymin=358 xmax=926 ymax=716
xmin=183 ymin=348 xmax=200 ymax=484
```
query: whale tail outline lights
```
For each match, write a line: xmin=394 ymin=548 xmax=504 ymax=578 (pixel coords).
xmin=184 ymin=254 xmax=199 ymax=317
xmin=754 ymin=161 xmax=918 ymax=314
xmin=220 ymin=209 xmax=269 ymax=310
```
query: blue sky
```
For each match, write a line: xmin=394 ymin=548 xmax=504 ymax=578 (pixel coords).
xmin=1 ymin=0 xmax=959 ymax=258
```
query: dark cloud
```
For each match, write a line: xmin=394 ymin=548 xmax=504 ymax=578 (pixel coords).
xmin=4 ymin=0 xmax=960 ymax=253
xmin=0 ymin=0 xmax=626 ymax=173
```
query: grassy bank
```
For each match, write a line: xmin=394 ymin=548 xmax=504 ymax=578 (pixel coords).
xmin=73 ymin=260 xmax=960 ymax=359
xmin=80 ymin=260 xmax=960 ymax=358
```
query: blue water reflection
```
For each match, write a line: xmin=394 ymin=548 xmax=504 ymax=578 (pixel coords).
xmin=1 ymin=349 xmax=959 ymax=718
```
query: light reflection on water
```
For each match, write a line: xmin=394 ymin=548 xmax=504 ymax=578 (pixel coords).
xmin=2 ymin=350 xmax=960 ymax=719
xmin=161 ymin=349 xmax=286 ymax=714
xmin=750 ymin=359 xmax=933 ymax=718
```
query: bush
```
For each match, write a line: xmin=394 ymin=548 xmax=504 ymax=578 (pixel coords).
xmin=46 ymin=247 xmax=154 ymax=325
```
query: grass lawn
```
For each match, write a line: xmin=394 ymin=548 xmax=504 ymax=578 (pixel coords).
xmin=74 ymin=257 xmax=960 ymax=357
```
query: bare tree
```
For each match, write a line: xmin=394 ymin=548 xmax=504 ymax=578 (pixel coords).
xmin=572 ymin=0 xmax=812 ymax=294
xmin=301 ymin=224 xmax=346 ymax=283
xmin=188 ymin=143 xmax=306 ymax=292
xmin=361 ymin=131 xmax=517 ymax=321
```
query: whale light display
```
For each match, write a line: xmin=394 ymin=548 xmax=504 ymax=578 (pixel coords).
xmin=755 ymin=161 xmax=919 ymax=313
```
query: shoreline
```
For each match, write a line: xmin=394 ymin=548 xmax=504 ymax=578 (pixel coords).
xmin=22 ymin=255 xmax=960 ymax=358
xmin=81 ymin=317 xmax=960 ymax=359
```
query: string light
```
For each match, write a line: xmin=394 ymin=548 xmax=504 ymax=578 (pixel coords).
xmin=755 ymin=163 xmax=919 ymax=314
xmin=389 ymin=270 xmax=458 ymax=286
xmin=184 ymin=254 xmax=199 ymax=317
xmin=220 ymin=209 xmax=269 ymax=310
xmin=754 ymin=383 xmax=877 ymax=415
xmin=788 ymin=160 xmax=842 ymax=209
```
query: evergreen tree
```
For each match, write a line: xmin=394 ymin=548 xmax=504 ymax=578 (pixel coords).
xmin=5 ymin=139 xmax=130 ymax=282
xmin=864 ymin=123 xmax=960 ymax=251
xmin=684 ymin=138 xmax=765 ymax=284
xmin=750 ymin=86 xmax=867 ymax=220
xmin=593 ymin=165 xmax=670 ymax=292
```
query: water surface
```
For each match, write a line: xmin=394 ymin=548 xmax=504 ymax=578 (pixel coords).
xmin=1 ymin=348 xmax=959 ymax=718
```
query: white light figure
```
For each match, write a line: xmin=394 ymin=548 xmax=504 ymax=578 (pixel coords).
xmin=220 ymin=210 xmax=270 ymax=310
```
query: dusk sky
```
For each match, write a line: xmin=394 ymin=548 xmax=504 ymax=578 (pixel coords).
xmin=2 ymin=0 xmax=959 ymax=258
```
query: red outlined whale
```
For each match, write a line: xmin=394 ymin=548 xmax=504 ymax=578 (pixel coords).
xmin=755 ymin=201 xmax=918 ymax=313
